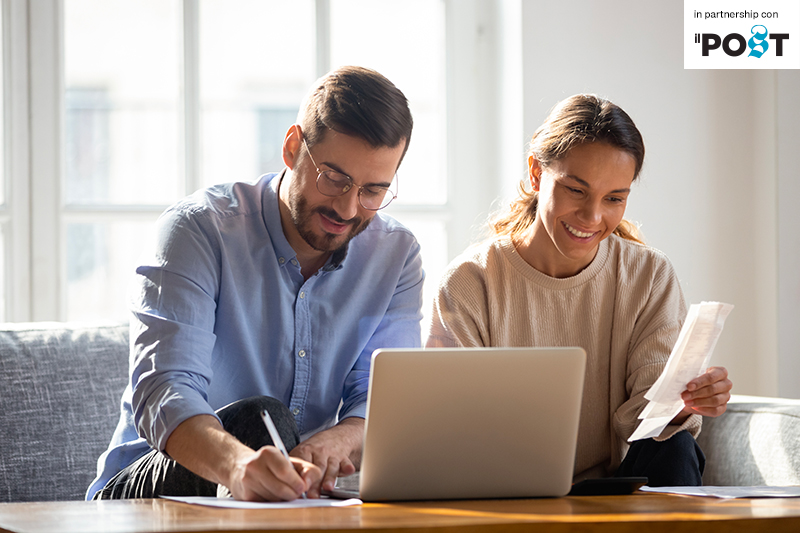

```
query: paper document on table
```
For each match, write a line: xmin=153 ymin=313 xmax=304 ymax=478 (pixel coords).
xmin=640 ymin=485 xmax=800 ymax=499
xmin=161 ymin=495 xmax=362 ymax=509
xmin=628 ymin=301 xmax=734 ymax=442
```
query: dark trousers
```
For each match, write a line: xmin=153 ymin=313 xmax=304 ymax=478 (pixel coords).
xmin=615 ymin=430 xmax=706 ymax=486
xmin=94 ymin=396 xmax=299 ymax=499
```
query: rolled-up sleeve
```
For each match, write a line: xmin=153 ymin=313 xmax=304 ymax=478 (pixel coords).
xmin=129 ymin=205 xmax=221 ymax=453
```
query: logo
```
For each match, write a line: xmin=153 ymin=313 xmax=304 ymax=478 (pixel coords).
xmin=695 ymin=25 xmax=790 ymax=57
xmin=684 ymin=0 xmax=800 ymax=69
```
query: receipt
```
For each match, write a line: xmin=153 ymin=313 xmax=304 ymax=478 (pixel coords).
xmin=628 ymin=301 xmax=734 ymax=442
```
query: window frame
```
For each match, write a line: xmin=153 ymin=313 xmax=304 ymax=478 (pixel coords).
xmin=4 ymin=0 xmax=32 ymax=322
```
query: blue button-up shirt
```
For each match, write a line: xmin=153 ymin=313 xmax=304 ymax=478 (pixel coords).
xmin=87 ymin=172 xmax=424 ymax=499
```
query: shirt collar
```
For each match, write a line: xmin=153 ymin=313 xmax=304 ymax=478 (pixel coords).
xmin=324 ymin=246 xmax=347 ymax=271
xmin=262 ymin=170 xmax=299 ymax=268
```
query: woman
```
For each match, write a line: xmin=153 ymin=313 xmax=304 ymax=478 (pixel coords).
xmin=426 ymin=94 xmax=732 ymax=486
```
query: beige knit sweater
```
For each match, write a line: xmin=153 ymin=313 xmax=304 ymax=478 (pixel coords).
xmin=426 ymin=234 xmax=702 ymax=480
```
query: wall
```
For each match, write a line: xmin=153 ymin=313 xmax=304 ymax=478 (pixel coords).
xmin=777 ymin=72 xmax=800 ymax=398
xmin=516 ymin=0 xmax=798 ymax=396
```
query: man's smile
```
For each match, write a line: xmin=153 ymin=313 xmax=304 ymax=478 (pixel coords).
xmin=316 ymin=208 xmax=359 ymax=235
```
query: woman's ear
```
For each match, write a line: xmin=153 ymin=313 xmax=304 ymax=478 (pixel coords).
xmin=282 ymin=125 xmax=303 ymax=170
xmin=528 ymin=155 xmax=542 ymax=192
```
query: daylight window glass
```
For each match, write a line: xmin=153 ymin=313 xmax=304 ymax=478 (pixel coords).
xmin=330 ymin=0 xmax=447 ymax=206
xmin=65 ymin=220 xmax=157 ymax=321
xmin=64 ymin=0 xmax=181 ymax=205
xmin=199 ymin=0 xmax=316 ymax=187
xmin=0 ymin=225 xmax=5 ymax=323
xmin=0 ymin=1 xmax=4 ymax=209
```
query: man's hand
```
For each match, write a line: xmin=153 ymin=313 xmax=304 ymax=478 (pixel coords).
xmin=165 ymin=414 xmax=321 ymax=501
xmin=227 ymin=446 xmax=321 ymax=501
xmin=290 ymin=417 xmax=364 ymax=497
xmin=673 ymin=366 xmax=732 ymax=424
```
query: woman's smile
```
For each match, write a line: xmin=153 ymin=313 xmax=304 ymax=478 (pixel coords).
xmin=562 ymin=221 xmax=598 ymax=240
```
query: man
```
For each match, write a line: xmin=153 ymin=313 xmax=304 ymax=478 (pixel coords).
xmin=87 ymin=66 xmax=423 ymax=502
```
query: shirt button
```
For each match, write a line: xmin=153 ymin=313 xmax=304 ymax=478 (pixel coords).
xmin=291 ymin=259 xmax=298 ymax=266
xmin=299 ymin=291 xmax=305 ymax=299
xmin=278 ymin=257 xmax=285 ymax=264
xmin=292 ymin=408 xmax=300 ymax=416
xmin=298 ymin=350 xmax=306 ymax=358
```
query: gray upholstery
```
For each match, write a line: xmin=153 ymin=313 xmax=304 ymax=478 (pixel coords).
xmin=0 ymin=322 xmax=128 ymax=502
xmin=698 ymin=395 xmax=800 ymax=486
xmin=0 ymin=321 xmax=798 ymax=502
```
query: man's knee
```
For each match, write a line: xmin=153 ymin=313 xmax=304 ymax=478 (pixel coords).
xmin=217 ymin=396 xmax=300 ymax=451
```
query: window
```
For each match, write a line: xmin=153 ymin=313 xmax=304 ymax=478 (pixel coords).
xmin=63 ymin=0 xmax=181 ymax=320
xmin=0 ymin=1 xmax=6 ymax=322
xmin=329 ymin=0 xmax=449 ymax=312
xmin=11 ymin=0 xmax=463 ymax=323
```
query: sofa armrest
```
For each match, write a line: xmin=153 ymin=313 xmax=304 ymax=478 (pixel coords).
xmin=698 ymin=394 xmax=800 ymax=486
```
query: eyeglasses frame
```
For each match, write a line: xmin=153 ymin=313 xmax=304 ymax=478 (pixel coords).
xmin=301 ymin=138 xmax=399 ymax=211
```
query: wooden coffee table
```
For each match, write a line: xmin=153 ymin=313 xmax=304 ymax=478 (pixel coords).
xmin=2 ymin=492 xmax=800 ymax=533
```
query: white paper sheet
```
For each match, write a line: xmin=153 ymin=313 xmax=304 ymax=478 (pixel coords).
xmin=628 ymin=301 xmax=734 ymax=442
xmin=640 ymin=485 xmax=800 ymax=499
xmin=161 ymin=495 xmax=363 ymax=509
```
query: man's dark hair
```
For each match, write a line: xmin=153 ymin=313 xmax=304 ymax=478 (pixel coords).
xmin=298 ymin=66 xmax=413 ymax=164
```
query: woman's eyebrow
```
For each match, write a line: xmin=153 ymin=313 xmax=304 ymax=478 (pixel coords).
xmin=564 ymin=174 xmax=630 ymax=194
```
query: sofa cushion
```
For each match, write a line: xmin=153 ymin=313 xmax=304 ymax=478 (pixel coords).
xmin=698 ymin=395 xmax=800 ymax=486
xmin=0 ymin=322 xmax=129 ymax=502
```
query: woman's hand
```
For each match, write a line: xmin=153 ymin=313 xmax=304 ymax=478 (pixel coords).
xmin=680 ymin=366 xmax=732 ymax=417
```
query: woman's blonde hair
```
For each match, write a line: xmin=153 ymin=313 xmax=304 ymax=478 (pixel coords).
xmin=491 ymin=94 xmax=645 ymax=244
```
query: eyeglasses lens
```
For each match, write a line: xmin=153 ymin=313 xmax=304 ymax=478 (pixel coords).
xmin=317 ymin=171 xmax=394 ymax=210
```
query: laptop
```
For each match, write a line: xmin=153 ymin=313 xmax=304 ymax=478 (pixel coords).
xmin=329 ymin=346 xmax=586 ymax=501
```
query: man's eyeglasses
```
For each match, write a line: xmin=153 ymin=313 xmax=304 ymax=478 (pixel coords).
xmin=302 ymin=138 xmax=398 ymax=211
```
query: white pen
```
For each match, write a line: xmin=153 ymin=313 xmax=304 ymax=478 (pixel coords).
xmin=261 ymin=409 xmax=307 ymax=499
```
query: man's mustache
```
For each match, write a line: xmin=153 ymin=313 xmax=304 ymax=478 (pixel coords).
xmin=315 ymin=206 xmax=360 ymax=226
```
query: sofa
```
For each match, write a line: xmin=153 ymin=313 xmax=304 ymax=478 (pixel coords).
xmin=698 ymin=395 xmax=800 ymax=486
xmin=0 ymin=322 xmax=129 ymax=502
xmin=1 ymin=321 xmax=799 ymax=502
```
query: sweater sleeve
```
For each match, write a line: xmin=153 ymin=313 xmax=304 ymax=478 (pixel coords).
xmin=426 ymin=254 xmax=492 ymax=348
xmin=612 ymin=250 xmax=702 ymax=443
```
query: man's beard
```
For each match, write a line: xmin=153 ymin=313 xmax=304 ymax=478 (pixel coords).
xmin=289 ymin=194 xmax=373 ymax=253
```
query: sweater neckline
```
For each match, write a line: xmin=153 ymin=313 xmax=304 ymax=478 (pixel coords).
xmin=497 ymin=235 xmax=611 ymax=289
